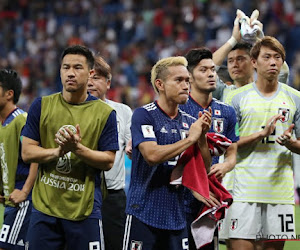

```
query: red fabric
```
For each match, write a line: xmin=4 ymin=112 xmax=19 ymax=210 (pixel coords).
xmin=170 ymin=132 xmax=232 ymax=199
xmin=169 ymin=132 xmax=233 ymax=249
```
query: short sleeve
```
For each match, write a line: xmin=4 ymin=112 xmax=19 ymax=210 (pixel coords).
xmin=131 ymin=107 xmax=157 ymax=148
xmin=21 ymin=98 xmax=42 ymax=142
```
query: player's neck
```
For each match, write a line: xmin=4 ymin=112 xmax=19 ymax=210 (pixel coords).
xmin=62 ymin=89 xmax=88 ymax=104
xmin=0 ymin=102 xmax=16 ymax=124
xmin=190 ymin=90 xmax=212 ymax=109
xmin=234 ymin=76 xmax=253 ymax=88
xmin=255 ymin=76 xmax=278 ymax=97
xmin=157 ymin=98 xmax=178 ymax=119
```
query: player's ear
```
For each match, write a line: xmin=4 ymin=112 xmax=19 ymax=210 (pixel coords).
xmin=155 ymin=79 xmax=164 ymax=92
xmin=106 ymin=79 xmax=111 ymax=91
xmin=251 ymin=58 xmax=257 ymax=69
xmin=5 ymin=89 xmax=14 ymax=102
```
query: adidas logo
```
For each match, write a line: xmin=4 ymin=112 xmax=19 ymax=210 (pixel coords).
xmin=160 ymin=126 xmax=168 ymax=133
xmin=17 ymin=239 xmax=24 ymax=246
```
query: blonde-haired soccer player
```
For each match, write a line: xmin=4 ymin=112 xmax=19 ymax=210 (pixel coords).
xmin=123 ymin=56 xmax=212 ymax=250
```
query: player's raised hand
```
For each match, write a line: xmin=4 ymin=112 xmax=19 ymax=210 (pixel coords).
xmin=199 ymin=107 xmax=212 ymax=134
xmin=232 ymin=15 xmax=242 ymax=42
xmin=262 ymin=114 xmax=284 ymax=137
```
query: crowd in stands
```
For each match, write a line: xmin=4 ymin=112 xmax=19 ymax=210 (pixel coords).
xmin=1 ymin=0 xmax=300 ymax=110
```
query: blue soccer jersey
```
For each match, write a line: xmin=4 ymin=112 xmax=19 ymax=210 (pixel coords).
xmin=180 ymin=95 xmax=239 ymax=164
xmin=180 ymin=95 xmax=239 ymax=214
xmin=126 ymin=101 xmax=196 ymax=230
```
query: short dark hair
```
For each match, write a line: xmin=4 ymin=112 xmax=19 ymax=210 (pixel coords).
xmin=185 ymin=47 xmax=213 ymax=73
xmin=0 ymin=69 xmax=22 ymax=104
xmin=61 ymin=45 xmax=94 ymax=69
xmin=231 ymin=43 xmax=253 ymax=55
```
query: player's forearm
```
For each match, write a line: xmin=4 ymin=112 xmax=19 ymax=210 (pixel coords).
xmin=213 ymin=39 xmax=235 ymax=66
xmin=284 ymin=139 xmax=300 ymax=154
xmin=22 ymin=143 xmax=60 ymax=163
xmin=73 ymin=143 xmax=115 ymax=170
xmin=141 ymin=137 xmax=196 ymax=166
xmin=223 ymin=143 xmax=237 ymax=173
xmin=237 ymin=131 xmax=265 ymax=149
xmin=198 ymin=135 xmax=212 ymax=173
xmin=21 ymin=162 xmax=38 ymax=196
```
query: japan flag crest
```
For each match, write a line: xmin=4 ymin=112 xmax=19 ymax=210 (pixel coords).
xmin=213 ymin=118 xmax=224 ymax=133
xmin=278 ymin=108 xmax=290 ymax=123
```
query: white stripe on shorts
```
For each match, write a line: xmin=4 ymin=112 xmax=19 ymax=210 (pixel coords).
xmin=8 ymin=200 xmax=29 ymax=245
xmin=99 ymin=219 xmax=105 ymax=250
xmin=122 ymin=215 xmax=132 ymax=250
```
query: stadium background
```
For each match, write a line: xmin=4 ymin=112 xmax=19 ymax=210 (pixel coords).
xmin=1 ymin=0 xmax=300 ymax=248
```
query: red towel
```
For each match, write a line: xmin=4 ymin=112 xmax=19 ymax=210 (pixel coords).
xmin=170 ymin=132 xmax=232 ymax=198
xmin=191 ymin=174 xmax=233 ymax=249
xmin=170 ymin=132 xmax=233 ymax=249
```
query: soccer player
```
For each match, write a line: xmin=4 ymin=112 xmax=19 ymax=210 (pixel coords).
xmin=212 ymin=13 xmax=289 ymax=102
xmin=21 ymin=45 xmax=119 ymax=250
xmin=211 ymin=14 xmax=289 ymax=248
xmin=88 ymin=55 xmax=132 ymax=250
xmin=226 ymin=36 xmax=300 ymax=250
xmin=180 ymin=48 xmax=239 ymax=250
xmin=123 ymin=56 xmax=212 ymax=250
xmin=0 ymin=69 xmax=38 ymax=249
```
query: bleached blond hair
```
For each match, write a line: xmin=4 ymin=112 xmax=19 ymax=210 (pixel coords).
xmin=150 ymin=56 xmax=188 ymax=94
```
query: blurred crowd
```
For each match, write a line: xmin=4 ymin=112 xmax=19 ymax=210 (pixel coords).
xmin=1 ymin=0 xmax=300 ymax=111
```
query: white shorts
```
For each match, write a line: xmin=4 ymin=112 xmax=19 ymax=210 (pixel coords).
xmin=218 ymin=205 xmax=232 ymax=240
xmin=227 ymin=202 xmax=295 ymax=240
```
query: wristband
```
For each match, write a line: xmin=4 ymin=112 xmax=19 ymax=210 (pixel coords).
xmin=227 ymin=36 xmax=237 ymax=48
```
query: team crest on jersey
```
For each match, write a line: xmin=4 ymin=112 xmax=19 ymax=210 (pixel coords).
xmin=278 ymin=108 xmax=290 ymax=123
xmin=213 ymin=118 xmax=224 ymax=133
xmin=230 ymin=219 xmax=238 ymax=231
xmin=131 ymin=240 xmax=143 ymax=250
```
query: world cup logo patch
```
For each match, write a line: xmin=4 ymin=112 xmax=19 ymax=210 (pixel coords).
xmin=278 ymin=108 xmax=290 ymax=123
xmin=55 ymin=125 xmax=76 ymax=174
xmin=213 ymin=118 xmax=224 ymax=133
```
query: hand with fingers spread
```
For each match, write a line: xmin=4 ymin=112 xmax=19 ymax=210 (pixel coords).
xmin=191 ymin=190 xmax=221 ymax=208
xmin=198 ymin=107 xmax=212 ymax=135
xmin=188 ymin=109 xmax=211 ymax=144
xmin=276 ymin=124 xmax=295 ymax=146
xmin=262 ymin=114 xmax=284 ymax=138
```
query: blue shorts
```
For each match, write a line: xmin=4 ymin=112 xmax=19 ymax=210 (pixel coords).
xmin=0 ymin=200 xmax=31 ymax=249
xmin=123 ymin=215 xmax=189 ymax=250
xmin=27 ymin=209 xmax=105 ymax=250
